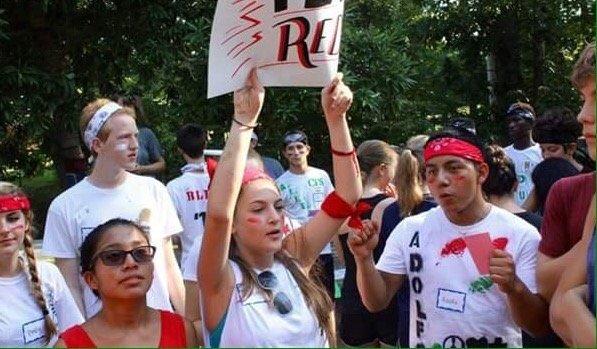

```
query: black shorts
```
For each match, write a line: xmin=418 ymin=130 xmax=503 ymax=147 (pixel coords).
xmin=311 ymin=253 xmax=335 ymax=300
xmin=339 ymin=307 xmax=398 ymax=346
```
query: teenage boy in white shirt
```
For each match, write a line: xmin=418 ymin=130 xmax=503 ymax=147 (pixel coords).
xmin=166 ymin=123 xmax=210 ymax=339
xmin=276 ymin=130 xmax=336 ymax=299
xmin=503 ymin=103 xmax=542 ymax=205
xmin=349 ymin=129 xmax=550 ymax=348
xmin=42 ymin=99 xmax=184 ymax=319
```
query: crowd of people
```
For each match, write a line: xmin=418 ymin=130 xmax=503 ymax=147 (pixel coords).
xmin=0 ymin=43 xmax=594 ymax=348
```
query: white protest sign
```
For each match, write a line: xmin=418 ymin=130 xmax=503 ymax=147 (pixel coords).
xmin=208 ymin=0 xmax=345 ymax=98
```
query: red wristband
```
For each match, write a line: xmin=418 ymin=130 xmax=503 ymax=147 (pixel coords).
xmin=330 ymin=147 xmax=360 ymax=177
xmin=331 ymin=147 xmax=356 ymax=156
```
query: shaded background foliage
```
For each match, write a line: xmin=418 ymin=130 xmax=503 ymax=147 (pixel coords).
xmin=1 ymin=0 xmax=594 ymax=184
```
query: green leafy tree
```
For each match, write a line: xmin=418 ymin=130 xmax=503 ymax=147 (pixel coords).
xmin=1 ymin=0 xmax=593 ymax=184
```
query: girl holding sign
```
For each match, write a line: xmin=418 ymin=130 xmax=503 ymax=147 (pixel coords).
xmin=199 ymin=69 xmax=361 ymax=347
xmin=0 ymin=182 xmax=83 ymax=347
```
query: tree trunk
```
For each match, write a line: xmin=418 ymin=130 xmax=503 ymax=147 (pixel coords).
xmin=493 ymin=11 xmax=522 ymax=117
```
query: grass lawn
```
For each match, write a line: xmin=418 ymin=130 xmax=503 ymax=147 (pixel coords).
xmin=18 ymin=169 xmax=62 ymax=240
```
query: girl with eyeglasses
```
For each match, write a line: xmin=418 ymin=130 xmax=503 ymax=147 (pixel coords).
xmin=199 ymin=70 xmax=361 ymax=347
xmin=0 ymin=182 xmax=83 ymax=347
xmin=56 ymin=218 xmax=197 ymax=347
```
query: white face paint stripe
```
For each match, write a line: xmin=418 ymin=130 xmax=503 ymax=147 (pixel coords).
xmin=115 ymin=143 xmax=128 ymax=152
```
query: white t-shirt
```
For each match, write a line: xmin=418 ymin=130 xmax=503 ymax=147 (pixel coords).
xmin=276 ymin=167 xmax=334 ymax=254
xmin=166 ymin=170 xmax=210 ymax=281
xmin=377 ymin=205 xmax=540 ymax=348
xmin=504 ymin=144 xmax=542 ymax=205
xmin=205 ymin=260 xmax=329 ymax=347
xmin=42 ymin=173 xmax=183 ymax=318
xmin=0 ymin=260 xmax=83 ymax=347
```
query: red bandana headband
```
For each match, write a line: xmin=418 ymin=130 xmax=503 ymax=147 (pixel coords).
xmin=423 ymin=137 xmax=485 ymax=164
xmin=0 ymin=195 xmax=31 ymax=213
xmin=242 ymin=165 xmax=274 ymax=186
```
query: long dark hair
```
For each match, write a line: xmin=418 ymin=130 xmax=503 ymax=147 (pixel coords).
xmin=229 ymin=229 xmax=335 ymax=346
xmin=482 ymin=145 xmax=517 ymax=197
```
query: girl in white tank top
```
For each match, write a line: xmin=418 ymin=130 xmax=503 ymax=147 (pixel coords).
xmin=198 ymin=71 xmax=362 ymax=347
xmin=207 ymin=260 xmax=327 ymax=347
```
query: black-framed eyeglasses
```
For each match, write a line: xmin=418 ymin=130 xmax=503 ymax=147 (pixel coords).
xmin=257 ymin=270 xmax=293 ymax=315
xmin=92 ymin=245 xmax=156 ymax=267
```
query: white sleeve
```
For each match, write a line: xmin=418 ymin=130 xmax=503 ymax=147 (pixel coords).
xmin=514 ymin=228 xmax=541 ymax=294
xmin=157 ymin=183 xmax=183 ymax=239
xmin=42 ymin=203 xmax=77 ymax=258
xmin=376 ymin=221 xmax=409 ymax=275
xmin=44 ymin=263 xmax=84 ymax=331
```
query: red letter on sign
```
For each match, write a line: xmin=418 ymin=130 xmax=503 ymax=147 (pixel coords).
xmin=309 ymin=18 xmax=331 ymax=54
xmin=274 ymin=17 xmax=316 ymax=68
xmin=328 ymin=14 xmax=342 ymax=55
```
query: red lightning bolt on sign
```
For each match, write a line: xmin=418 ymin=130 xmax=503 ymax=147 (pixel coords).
xmin=221 ymin=4 xmax=264 ymax=45
xmin=232 ymin=31 xmax=263 ymax=58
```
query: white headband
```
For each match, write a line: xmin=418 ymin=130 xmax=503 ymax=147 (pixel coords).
xmin=83 ymin=102 xmax=122 ymax=150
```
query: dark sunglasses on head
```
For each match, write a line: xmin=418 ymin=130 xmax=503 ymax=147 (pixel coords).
xmin=93 ymin=245 xmax=156 ymax=267
xmin=257 ymin=270 xmax=293 ymax=315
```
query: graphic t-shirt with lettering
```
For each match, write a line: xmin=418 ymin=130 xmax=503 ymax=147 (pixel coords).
xmin=0 ymin=261 xmax=83 ymax=347
xmin=276 ymin=167 xmax=334 ymax=254
xmin=377 ymin=206 xmax=540 ymax=348
xmin=504 ymin=144 xmax=542 ymax=205
xmin=167 ymin=169 xmax=210 ymax=280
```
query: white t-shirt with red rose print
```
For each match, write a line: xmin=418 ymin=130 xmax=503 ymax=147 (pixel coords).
xmin=377 ymin=205 xmax=540 ymax=348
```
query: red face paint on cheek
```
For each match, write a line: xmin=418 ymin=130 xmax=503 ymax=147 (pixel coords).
xmin=246 ymin=216 xmax=262 ymax=224
xmin=5 ymin=223 xmax=25 ymax=232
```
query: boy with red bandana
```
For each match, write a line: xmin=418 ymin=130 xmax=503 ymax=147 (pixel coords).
xmin=349 ymin=129 xmax=550 ymax=347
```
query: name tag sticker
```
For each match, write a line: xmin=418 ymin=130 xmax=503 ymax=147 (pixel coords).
xmin=22 ymin=318 xmax=45 ymax=344
xmin=436 ymin=288 xmax=466 ymax=313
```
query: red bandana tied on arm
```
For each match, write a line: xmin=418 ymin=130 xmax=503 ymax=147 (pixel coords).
xmin=423 ymin=137 xmax=485 ymax=164
xmin=321 ymin=192 xmax=370 ymax=230
xmin=0 ymin=195 xmax=31 ymax=213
